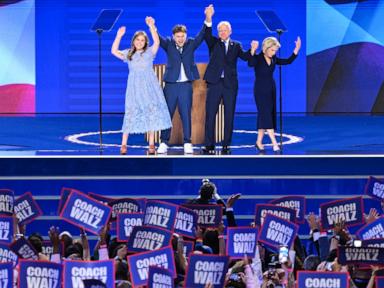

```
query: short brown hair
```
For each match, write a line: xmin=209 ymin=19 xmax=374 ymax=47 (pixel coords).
xmin=172 ymin=24 xmax=187 ymax=35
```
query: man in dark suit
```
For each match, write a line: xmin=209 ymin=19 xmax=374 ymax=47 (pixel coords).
xmin=202 ymin=5 xmax=252 ymax=154
xmin=157 ymin=11 xmax=209 ymax=154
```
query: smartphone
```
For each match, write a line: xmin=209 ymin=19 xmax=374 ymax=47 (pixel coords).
xmin=278 ymin=245 xmax=289 ymax=264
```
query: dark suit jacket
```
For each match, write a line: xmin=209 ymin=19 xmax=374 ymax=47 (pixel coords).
xmin=203 ymin=25 xmax=251 ymax=89
xmin=159 ymin=25 xmax=206 ymax=83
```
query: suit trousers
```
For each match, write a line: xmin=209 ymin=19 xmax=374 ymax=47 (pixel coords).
xmin=204 ymin=79 xmax=237 ymax=147
xmin=161 ymin=81 xmax=193 ymax=144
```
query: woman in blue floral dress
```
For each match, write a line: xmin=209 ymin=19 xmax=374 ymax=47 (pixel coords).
xmin=111 ymin=17 xmax=172 ymax=154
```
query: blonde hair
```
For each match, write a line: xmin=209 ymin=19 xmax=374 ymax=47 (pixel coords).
xmin=262 ymin=37 xmax=281 ymax=54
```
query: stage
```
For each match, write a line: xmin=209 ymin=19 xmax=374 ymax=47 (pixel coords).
xmin=1 ymin=114 xmax=383 ymax=156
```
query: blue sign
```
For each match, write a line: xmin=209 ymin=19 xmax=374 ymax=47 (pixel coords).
xmin=10 ymin=237 xmax=39 ymax=260
xmin=0 ymin=216 xmax=13 ymax=244
xmin=254 ymin=204 xmax=296 ymax=227
xmin=258 ymin=214 xmax=298 ymax=250
xmin=297 ymin=271 xmax=348 ymax=288
xmin=109 ymin=198 xmax=145 ymax=220
xmin=41 ymin=240 xmax=64 ymax=258
xmin=376 ymin=277 xmax=384 ymax=288
xmin=116 ymin=213 xmax=144 ymax=242
xmin=320 ymin=197 xmax=364 ymax=230
xmin=19 ymin=260 xmax=62 ymax=288
xmin=362 ymin=238 xmax=384 ymax=248
xmin=127 ymin=226 xmax=172 ymax=253
xmin=87 ymin=192 xmax=113 ymax=205
xmin=127 ymin=246 xmax=175 ymax=288
xmin=174 ymin=206 xmax=198 ymax=238
xmin=0 ymin=262 xmax=13 ymax=288
xmin=356 ymin=217 xmax=384 ymax=240
xmin=60 ymin=190 xmax=112 ymax=235
xmin=270 ymin=196 xmax=306 ymax=224
xmin=14 ymin=192 xmax=43 ymax=225
xmin=63 ymin=260 xmax=114 ymax=288
xmin=144 ymin=200 xmax=178 ymax=231
xmin=185 ymin=254 xmax=229 ymax=288
xmin=338 ymin=246 xmax=384 ymax=265
xmin=365 ymin=176 xmax=384 ymax=201
xmin=183 ymin=241 xmax=195 ymax=260
xmin=0 ymin=243 xmax=18 ymax=267
xmin=147 ymin=266 xmax=174 ymax=288
xmin=0 ymin=189 xmax=14 ymax=216
xmin=184 ymin=204 xmax=222 ymax=228
xmin=227 ymin=227 xmax=258 ymax=258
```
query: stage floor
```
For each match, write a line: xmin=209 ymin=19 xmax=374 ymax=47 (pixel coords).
xmin=0 ymin=114 xmax=383 ymax=156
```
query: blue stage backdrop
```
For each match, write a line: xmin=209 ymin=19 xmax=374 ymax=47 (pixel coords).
xmin=307 ymin=0 xmax=384 ymax=113
xmin=34 ymin=0 xmax=306 ymax=113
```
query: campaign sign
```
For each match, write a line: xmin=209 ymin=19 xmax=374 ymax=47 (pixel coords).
xmin=0 ymin=262 xmax=12 ymax=288
xmin=356 ymin=217 xmax=384 ymax=240
xmin=365 ymin=176 xmax=384 ymax=201
xmin=127 ymin=226 xmax=172 ymax=253
xmin=143 ymin=200 xmax=178 ymax=231
xmin=14 ymin=192 xmax=43 ymax=225
xmin=296 ymin=271 xmax=349 ymax=288
xmin=19 ymin=260 xmax=62 ymax=288
xmin=183 ymin=241 xmax=195 ymax=260
xmin=0 ymin=216 xmax=13 ymax=244
xmin=109 ymin=198 xmax=145 ymax=220
xmin=10 ymin=237 xmax=39 ymax=260
xmin=60 ymin=190 xmax=112 ymax=235
xmin=376 ymin=277 xmax=384 ymax=288
xmin=0 ymin=243 xmax=18 ymax=267
xmin=270 ymin=196 xmax=306 ymax=224
xmin=362 ymin=238 xmax=384 ymax=248
xmin=227 ymin=227 xmax=258 ymax=258
xmin=63 ymin=260 xmax=114 ymax=288
xmin=258 ymin=214 xmax=298 ymax=250
xmin=116 ymin=213 xmax=144 ymax=242
xmin=254 ymin=204 xmax=296 ymax=227
xmin=320 ymin=197 xmax=364 ymax=230
xmin=183 ymin=204 xmax=222 ymax=228
xmin=0 ymin=189 xmax=14 ymax=216
xmin=174 ymin=206 xmax=198 ymax=238
xmin=338 ymin=246 xmax=384 ymax=265
xmin=127 ymin=246 xmax=175 ymax=288
xmin=184 ymin=254 xmax=229 ymax=288
xmin=147 ymin=266 xmax=174 ymax=288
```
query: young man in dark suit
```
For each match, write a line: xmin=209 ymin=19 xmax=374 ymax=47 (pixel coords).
xmin=202 ymin=5 xmax=252 ymax=155
xmin=157 ymin=10 xmax=210 ymax=154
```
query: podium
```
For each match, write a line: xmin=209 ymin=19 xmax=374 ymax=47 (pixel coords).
xmin=150 ymin=63 xmax=224 ymax=145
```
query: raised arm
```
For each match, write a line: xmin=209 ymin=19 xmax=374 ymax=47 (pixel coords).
xmin=145 ymin=16 xmax=160 ymax=55
xmin=276 ymin=36 xmax=301 ymax=65
xmin=111 ymin=26 xmax=127 ymax=61
xmin=204 ymin=4 xmax=216 ymax=49
xmin=248 ymin=41 xmax=260 ymax=67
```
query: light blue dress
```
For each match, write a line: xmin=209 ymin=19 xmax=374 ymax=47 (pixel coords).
xmin=121 ymin=47 xmax=172 ymax=134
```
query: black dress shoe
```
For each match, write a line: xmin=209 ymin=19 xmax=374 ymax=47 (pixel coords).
xmin=221 ymin=145 xmax=231 ymax=155
xmin=202 ymin=145 xmax=215 ymax=154
xmin=255 ymin=144 xmax=266 ymax=154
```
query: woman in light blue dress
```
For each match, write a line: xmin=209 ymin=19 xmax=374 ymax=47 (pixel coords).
xmin=111 ymin=17 xmax=172 ymax=155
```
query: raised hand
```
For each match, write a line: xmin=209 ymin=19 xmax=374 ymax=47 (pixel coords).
xmin=145 ymin=16 xmax=155 ymax=27
xmin=116 ymin=26 xmax=126 ymax=38
xmin=294 ymin=36 xmax=301 ymax=54
xmin=251 ymin=40 xmax=259 ymax=55
xmin=205 ymin=4 xmax=214 ymax=21
xmin=226 ymin=193 xmax=241 ymax=208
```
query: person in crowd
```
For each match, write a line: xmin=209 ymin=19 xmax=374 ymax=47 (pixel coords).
xmin=248 ymin=36 xmax=301 ymax=154
xmin=111 ymin=17 xmax=172 ymax=155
